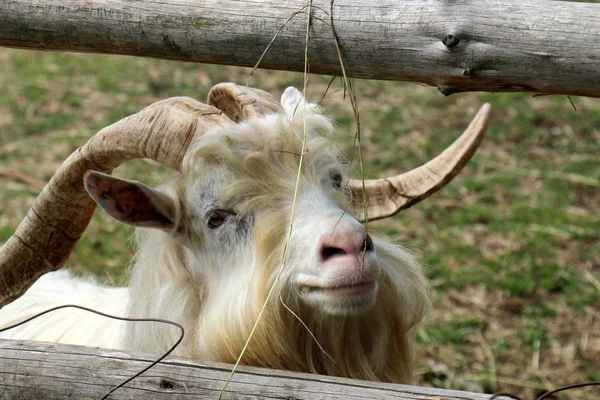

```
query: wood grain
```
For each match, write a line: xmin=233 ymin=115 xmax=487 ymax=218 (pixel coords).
xmin=0 ymin=0 xmax=599 ymax=97
xmin=0 ymin=339 xmax=509 ymax=399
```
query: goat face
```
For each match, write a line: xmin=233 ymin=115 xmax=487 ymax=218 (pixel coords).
xmin=179 ymin=87 xmax=381 ymax=317
xmin=184 ymin=162 xmax=381 ymax=318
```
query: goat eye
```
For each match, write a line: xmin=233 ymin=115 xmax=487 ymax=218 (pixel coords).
xmin=207 ymin=209 xmax=233 ymax=229
xmin=329 ymin=171 xmax=343 ymax=189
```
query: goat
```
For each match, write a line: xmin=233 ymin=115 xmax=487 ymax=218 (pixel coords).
xmin=0 ymin=84 xmax=490 ymax=383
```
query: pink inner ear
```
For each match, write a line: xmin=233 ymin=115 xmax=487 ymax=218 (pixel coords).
xmin=83 ymin=170 xmax=175 ymax=230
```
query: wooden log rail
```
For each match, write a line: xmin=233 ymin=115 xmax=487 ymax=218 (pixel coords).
xmin=0 ymin=0 xmax=599 ymax=98
xmin=0 ymin=339 xmax=511 ymax=399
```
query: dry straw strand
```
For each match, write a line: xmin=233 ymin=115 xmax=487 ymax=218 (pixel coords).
xmin=219 ymin=2 xmax=316 ymax=398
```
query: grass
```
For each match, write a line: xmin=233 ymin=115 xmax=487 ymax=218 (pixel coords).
xmin=0 ymin=45 xmax=599 ymax=400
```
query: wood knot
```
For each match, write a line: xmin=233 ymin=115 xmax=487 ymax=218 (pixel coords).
xmin=442 ymin=34 xmax=460 ymax=48
xmin=438 ymin=87 xmax=457 ymax=96
xmin=159 ymin=379 xmax=177 ymax=390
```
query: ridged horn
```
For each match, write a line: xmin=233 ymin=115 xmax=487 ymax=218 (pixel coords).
xmin=348 ymin=104 xmax=491 ymax=221
xmin=0 ymin=96 xmax=236 ymax=308
xmin=208 ymin=82 xmax=284 ymax=121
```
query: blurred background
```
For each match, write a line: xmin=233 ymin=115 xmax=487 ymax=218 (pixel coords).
xmin=0 ymin=20 xmax=598 ymax=399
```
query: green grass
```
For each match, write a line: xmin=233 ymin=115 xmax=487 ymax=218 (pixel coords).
xmin=0 ymin=47 xmax=598 ymax=400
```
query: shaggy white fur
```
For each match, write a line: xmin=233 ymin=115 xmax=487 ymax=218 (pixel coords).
xmin=0 ymin=270 xmax=127 ymax=348
xmin=0 ymin=88 xmax=429 ymax=383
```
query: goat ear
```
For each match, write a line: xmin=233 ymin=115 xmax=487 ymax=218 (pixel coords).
xmin=83 ymin=170 xmax=176 ymax=232
xmin=281 ymin=86 xmax=307 ymax=118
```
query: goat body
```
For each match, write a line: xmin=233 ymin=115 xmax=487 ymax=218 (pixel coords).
xmin=0 ymin=88 xmax=429 ymax=383
xmin=0 ymin=270 xmax=126 ymax=348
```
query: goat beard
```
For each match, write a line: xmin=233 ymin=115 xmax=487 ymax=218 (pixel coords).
xmin=197 ymin=241 xmax=427 ymax=384
xmin=196 ymin=275 xmax=415 ymax=383
xmin=125 ymin=222 xmax=427 ymax=384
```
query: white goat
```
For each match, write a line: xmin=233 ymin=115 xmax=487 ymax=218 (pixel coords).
xmin=0 ymin=85 xmax=490 ymax=383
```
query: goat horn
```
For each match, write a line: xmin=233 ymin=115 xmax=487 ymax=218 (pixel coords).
xmin=347 ymin=104 xmax=491 ymax=221
xmin=0 ymin=97 xmax=235 ymax=308
xmin=208 ymin=82 xmax=284 ymax=121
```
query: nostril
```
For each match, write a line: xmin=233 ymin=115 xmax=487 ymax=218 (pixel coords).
xmin=364 ymin=234 xmax=374 ymax=252
xmin=321 ymin=246 xmax=347 ymax=261
xmin=319 ymin=232 xmax=374 ymax=262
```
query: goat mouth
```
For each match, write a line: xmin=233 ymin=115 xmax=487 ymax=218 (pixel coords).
xmin=300 ymin=280 xmax=376 ymax=296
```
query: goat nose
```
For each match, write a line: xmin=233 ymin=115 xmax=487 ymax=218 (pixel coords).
xmin=319 ymin=231 xmax=374 ymax=262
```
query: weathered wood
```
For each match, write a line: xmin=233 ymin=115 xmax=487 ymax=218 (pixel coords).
xmin=1 ymin=0 xmax=599 ymax=98
xmin=0 ymin=339 xmax=507 ymax=399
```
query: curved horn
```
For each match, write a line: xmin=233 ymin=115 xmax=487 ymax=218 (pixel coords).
xmin=208 ymin=82 xmax=284 ymax=121
xmin=0 ymin=97 xmax=235 ymax=308
xmin=348 ymin=103 xmax=491 ymax=221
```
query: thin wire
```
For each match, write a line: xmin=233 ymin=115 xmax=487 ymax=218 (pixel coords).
xmin=537 ymin=381 xmax=600 ymax=400
xmin=488 ymin=380 xmax=600 ymax=400
xmin=0 ymin=304 xmax=184 ymax=400
xmin=489 ymin=394 xmax=521 ymax=400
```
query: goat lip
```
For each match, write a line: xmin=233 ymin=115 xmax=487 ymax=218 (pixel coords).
xmin=301 ymin=280 xmax=376 ymax=296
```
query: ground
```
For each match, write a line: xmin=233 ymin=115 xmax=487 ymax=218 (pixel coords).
xmin=0 ymin=41 xmax=598 ymax=400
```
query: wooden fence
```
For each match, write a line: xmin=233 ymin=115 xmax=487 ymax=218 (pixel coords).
xmin=0 ymin=339 xmax=510 ymax=399
xmin=0 ymin=0 xmax=599 ymax=98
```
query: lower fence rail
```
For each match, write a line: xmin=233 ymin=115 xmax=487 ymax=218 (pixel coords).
xmin=0 ymin=339 xmax=508 ymax=399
